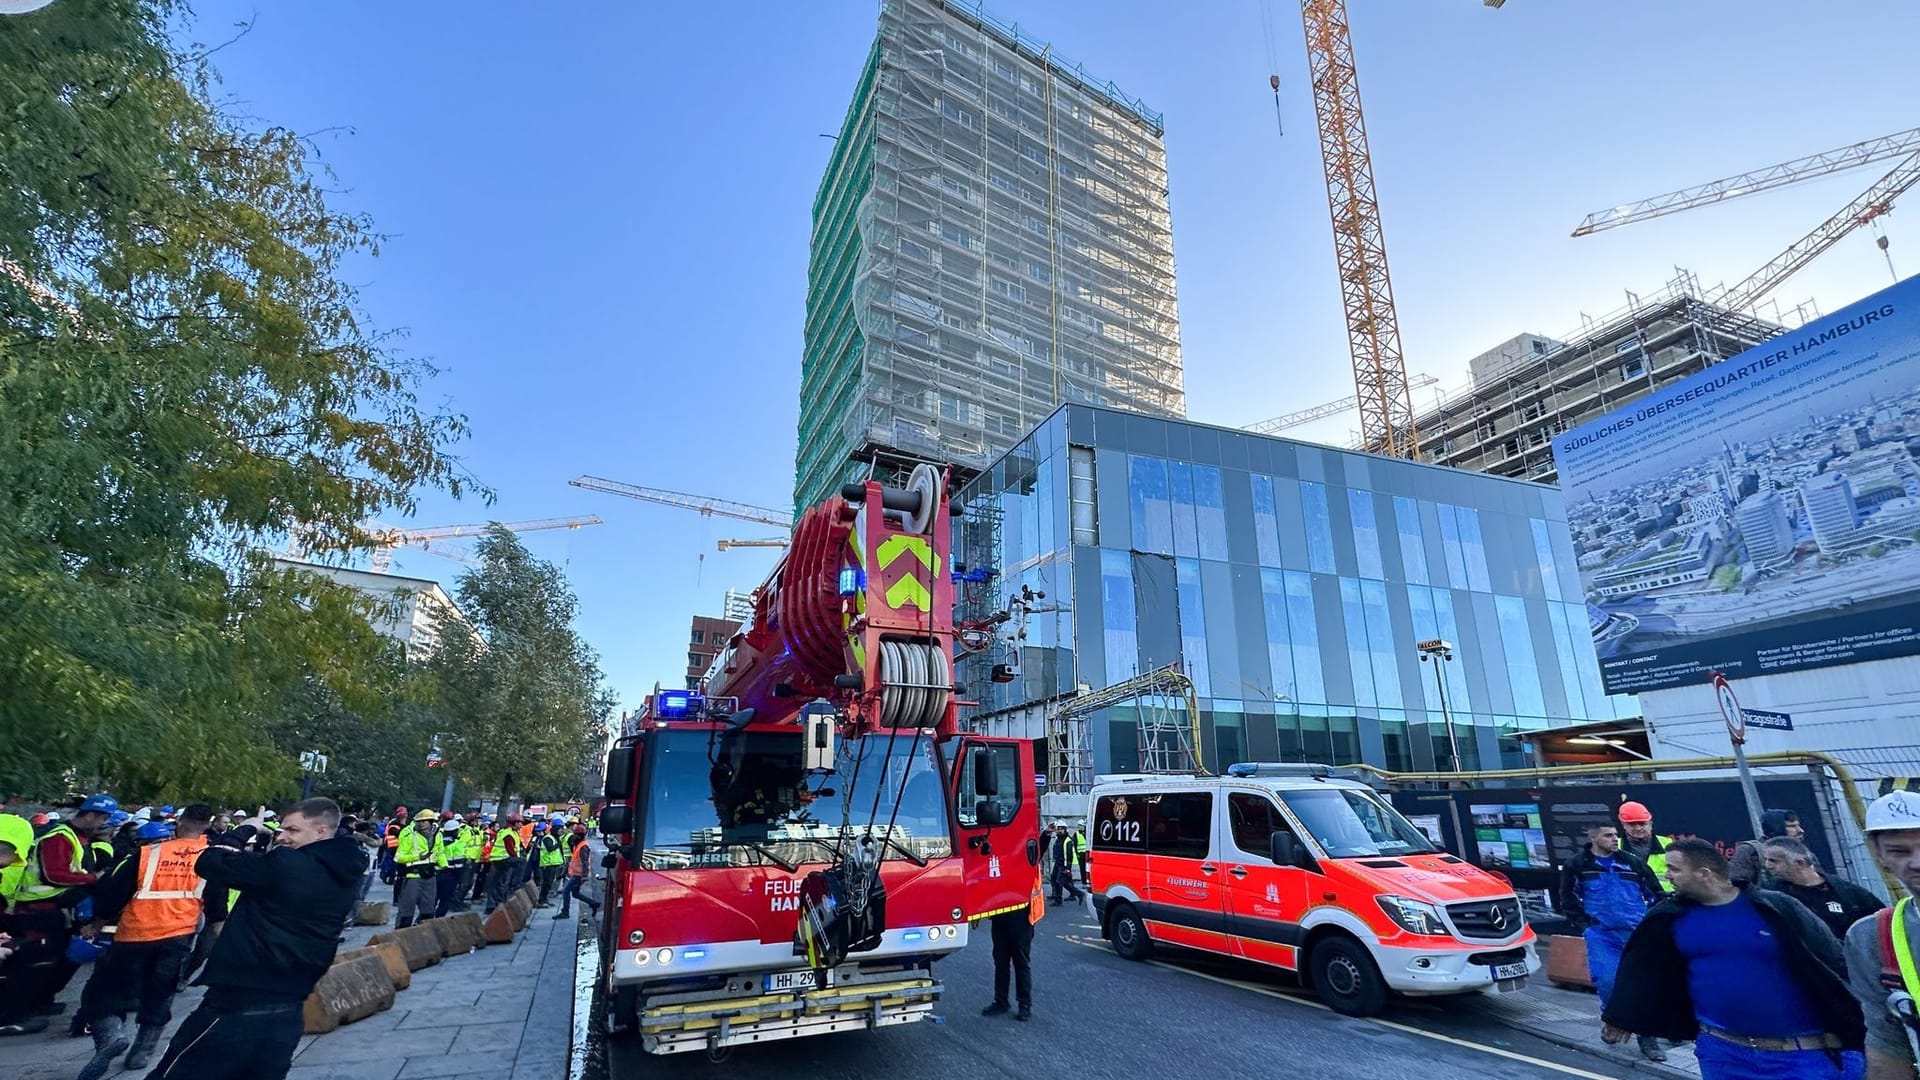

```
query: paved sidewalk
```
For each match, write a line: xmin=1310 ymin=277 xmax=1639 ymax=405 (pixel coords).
xmin=11 ymin=898 xmax=586 ymax=1080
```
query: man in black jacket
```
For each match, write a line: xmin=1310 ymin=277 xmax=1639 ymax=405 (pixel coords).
xmin=1601 ymin=838 xmax=1864 ymax=1080
xmin=144 ymin=797 xmax=364 ymax=1080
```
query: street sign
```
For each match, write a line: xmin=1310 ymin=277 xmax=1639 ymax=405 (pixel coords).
xmin=1741 ymin=708 xmax=1793 ymax=732
xmin=1712 ymin=672 xmax=1744 ymax=743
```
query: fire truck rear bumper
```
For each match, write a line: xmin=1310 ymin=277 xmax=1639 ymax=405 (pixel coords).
xmin=637 ymin=972 xmax=942 ymax=1055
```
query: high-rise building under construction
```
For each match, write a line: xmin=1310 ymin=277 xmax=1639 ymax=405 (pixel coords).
xmin=796 ymin=0 xmax=1183 ymax=512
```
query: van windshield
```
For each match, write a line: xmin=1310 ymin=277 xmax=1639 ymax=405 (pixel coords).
xmin=1276 ymin=788 xmax=1436 ymax=858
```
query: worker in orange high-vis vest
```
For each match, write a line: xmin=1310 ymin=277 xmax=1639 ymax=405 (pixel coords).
xmin=75 ymin=804 xmax=226 ymax=1074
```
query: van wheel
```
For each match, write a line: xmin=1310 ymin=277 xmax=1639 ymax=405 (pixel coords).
xmin=1109 ymin=903 xmax=1154 ymax=961
xmin=1309 ymin=936 xmax=1388 ymax=1017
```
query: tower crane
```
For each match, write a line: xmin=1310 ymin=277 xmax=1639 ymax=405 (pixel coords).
xmin=1297 ymin=0 xmax=1421 ymax=460
xmin=1572 ymin=127 xmax=1920 ymax=314
xmin=1245 ymin=373 xmax=1438 ymax=436
xmin=569 ymin=475 xmax=793 ymax=554
xmin=288 ymin=516 xmax=604 ymax=572
xmin=568 ymin=476 xmax=791 ymax=528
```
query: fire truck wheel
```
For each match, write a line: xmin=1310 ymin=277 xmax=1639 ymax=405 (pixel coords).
xmin=1308 ymin=935 xmax=1387 ymax=1017
xmin=1108 ymin=902 xmax=1154 ymax=961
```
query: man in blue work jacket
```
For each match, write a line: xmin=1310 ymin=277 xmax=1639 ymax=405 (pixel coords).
xmin=1560 ymin=820 xmax=1665 ymax=1063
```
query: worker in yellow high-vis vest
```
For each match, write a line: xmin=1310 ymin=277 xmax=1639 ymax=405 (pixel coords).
xmin=392 ymin=810 xmax=440 ymax=928
xmin=1617 ymin=801 xmax=1676 ymax=893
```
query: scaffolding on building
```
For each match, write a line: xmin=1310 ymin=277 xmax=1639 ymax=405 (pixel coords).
xmin=1411 ymin=269 xmax=1808 ymax=484
xmin=795 ymin=0 xmax=1185 ymax=512
xmin=1044 ymin=662 xmax=1205 ymax=796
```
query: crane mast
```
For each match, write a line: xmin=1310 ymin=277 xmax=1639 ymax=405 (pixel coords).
xmin=1299 ymin=0 xmax=1419 ymax=460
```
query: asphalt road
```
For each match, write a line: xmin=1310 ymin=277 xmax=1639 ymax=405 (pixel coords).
xmin=589 ymin=903 xmax=1633 ymax=1080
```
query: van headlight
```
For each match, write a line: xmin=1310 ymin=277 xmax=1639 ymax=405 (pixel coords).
xmin=1377 ymin=895 xmax=1446 ymax=936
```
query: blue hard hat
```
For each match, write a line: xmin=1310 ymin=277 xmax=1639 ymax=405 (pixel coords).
xmin=136 ymin=821 xmax=174 ymax=842
xmin=66 ymin=935 xmax=111 ymax=964
xmin=160 ymin=805 xmax=175 ymax=815
xmin=78 ymin=794 xmax=119 ymax=816
xmin=106 ymin=811 xmax=131 ymax=828
xmin=533 ymin=823 xmax=548 ymax=833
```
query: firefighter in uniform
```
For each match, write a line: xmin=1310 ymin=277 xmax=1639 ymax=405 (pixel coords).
xmin=1617 ymin=801 xmax=1676 ymax=894
xmin=433 ymin=816 xmax=467 ymax=918
xmin=392 ymin=810 xmax=440 ymax=928
xmin=983 ymin=867 xmax=1044 ymax=1022
xmin=75 ymin=807 xmax=224 ymax=1076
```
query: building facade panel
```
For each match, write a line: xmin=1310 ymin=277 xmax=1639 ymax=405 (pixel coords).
xmin=958 ymin=405 xmax=1633 ymax=776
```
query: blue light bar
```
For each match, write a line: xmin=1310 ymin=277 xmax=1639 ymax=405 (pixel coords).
xmin=837 ymin=567 xmax=861 ymax=596
xmin=902 ymin=931 xmax=924 ymax=942
xmin=681 ymin=948 xmax=706 ymax=960
xmin=657 ymin=690 xmax=699 ymax=719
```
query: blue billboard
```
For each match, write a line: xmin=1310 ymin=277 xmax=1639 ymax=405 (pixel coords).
xmin=1553 ymin=276 xmax=1920 ymax=693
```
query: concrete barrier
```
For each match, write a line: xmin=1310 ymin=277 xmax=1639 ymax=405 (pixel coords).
xmin=355 ymin=900 xmax=390 ymax=926
xmin=483 ymin=904 xmax=517 ymax=944
xmin=505 ymin=890 xmax=532 ymax=931
xmin=432 ymin=911 xmax=488 ymax=956
xmin=1545 ymin=934 xmax=1594 ymax=991
xmin=334 ymin=941 xmax=411 ymax=991
xmin=517 ymin=881 xmax=538 ymax=908
xmin=368 ymin=924 xmax=444 ymax=972
xmin=302 ymin=952 xmax=396 ymax=1034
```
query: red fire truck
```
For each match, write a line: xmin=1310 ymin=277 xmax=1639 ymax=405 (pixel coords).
xmin=596 ymin=466 xmax=1040 ymax=1057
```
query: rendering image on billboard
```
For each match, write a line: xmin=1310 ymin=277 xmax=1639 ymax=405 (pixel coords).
xmin=1553 ymin=276 xmax=1920 ymax=693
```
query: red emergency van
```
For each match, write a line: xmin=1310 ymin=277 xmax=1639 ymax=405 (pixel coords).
xmin=1091 ymin=764 xmax=1539 ymax=1016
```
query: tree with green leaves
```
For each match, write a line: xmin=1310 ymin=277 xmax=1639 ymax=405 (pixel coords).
xmin=427 ymin=527 xmax=613 ymax=808
xmin=0 ymin=1 xmax=475 ymax=802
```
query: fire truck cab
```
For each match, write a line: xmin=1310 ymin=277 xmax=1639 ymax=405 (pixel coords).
xmin=1091 ymin=764 xmax=1538 ymax=1016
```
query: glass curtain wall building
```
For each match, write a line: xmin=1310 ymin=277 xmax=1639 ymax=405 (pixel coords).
xmin=955 ymin=405 xmax=1635 ymax=776
xmin=797 ymin=0 xmax=1184 ymax=513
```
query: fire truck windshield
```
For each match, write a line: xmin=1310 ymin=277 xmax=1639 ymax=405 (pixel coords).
xmin=640 ymin=730 xmax=953 ymax=870
xmin=1276 ymin=788 xmax=1437 ymax=859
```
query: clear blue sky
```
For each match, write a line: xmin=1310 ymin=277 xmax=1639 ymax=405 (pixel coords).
xmin=178 ymin=0 xmax=1919 ymax=714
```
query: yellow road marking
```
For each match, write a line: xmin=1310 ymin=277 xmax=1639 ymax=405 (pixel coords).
xmin=1063 ymin=937 xmax=1616 ymax=1080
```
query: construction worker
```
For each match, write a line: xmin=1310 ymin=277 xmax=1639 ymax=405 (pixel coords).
xmin=555 ymin=824 xmax=599 ymax=920
xmin=73 ymin=806 xmax=223 ymax=1077
xmin=381 ymin=806 xmax=409 ymax=904
xmin=469 ymin=817 xmax=495 ymax=906
xmin=1074 ymin=824 xmax=1090 ymax=886
xmin=514 ymin=813 xmax=536 ymax=889
xmin=393 ymin=809 xmax=440 ymax=928
xmin=532 ymin=823 xmax=564 ymax=907
xmin=1617 ymin=801 xmax=1676 ymax=893
xmin=459 ymin=814 xmax=483 ymax=906
xmin=433 ymin=816 xmax=468 ymax=918
xmin=0 ymin=811 xmax=44 ymax=1037
xmin=485 ymin=816 xmax=522 ymax=914
xmin=91 ymin=811 xmax=131 ymax=870
xmin=4 ymin=794 xmax=117 ymax=1030
xmin=1559 ymin=820 xmax=1665 ymax=1062
xmin=1845 ymin=789 xmax=1920 ymax=1080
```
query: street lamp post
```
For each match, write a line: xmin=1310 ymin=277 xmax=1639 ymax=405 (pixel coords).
xmin=1416 ymin=639 xmax=1460 ymax=772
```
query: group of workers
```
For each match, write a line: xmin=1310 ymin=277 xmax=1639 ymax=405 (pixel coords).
xmin=1562 ymin=794 xmax=1920 ymax=1080
xmin=373 ymin=805 xmax=599 ymax=927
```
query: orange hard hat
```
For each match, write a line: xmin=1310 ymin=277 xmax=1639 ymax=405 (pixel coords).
xmin=1618 ymin=801 xmax=1652 ymax=824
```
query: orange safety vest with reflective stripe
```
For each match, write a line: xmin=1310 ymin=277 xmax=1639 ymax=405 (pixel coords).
xmin=566 ymin=838 xmax=589 ymax=877
xmin=1028 ymin=870 xmax=1045 ymax=925
xmin=113 ymin=837 xmax=209 ymax=943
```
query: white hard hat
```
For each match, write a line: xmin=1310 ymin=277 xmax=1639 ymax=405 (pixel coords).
xmin=1865 ymin=790 xmax=1920 ymax=833
xmin=131 ymin=807 xmax=152 ymax=823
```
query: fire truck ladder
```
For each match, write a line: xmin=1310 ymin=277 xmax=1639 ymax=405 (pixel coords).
xmin=1045 ymin=663 xmax=1207 ymax=799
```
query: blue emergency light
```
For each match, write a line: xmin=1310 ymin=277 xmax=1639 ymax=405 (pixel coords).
xmin=656 ymin=690 xmax=700 ymax=719
xmin=837 ymin=567 xmax=862 ymax=596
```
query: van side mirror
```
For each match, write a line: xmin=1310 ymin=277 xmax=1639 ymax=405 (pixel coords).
xmin=971 ymin=747 xmax=1000 ymax=797
xmin=603 ymin=746 xmax=636 ymax=801
xmin=977 ymin=800 xmax=1006 ymax=828
xmin=1270 ymin=831 xmax=1307 ymax=869
xmin=599 ymin=805 xmax=633 ymax=837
